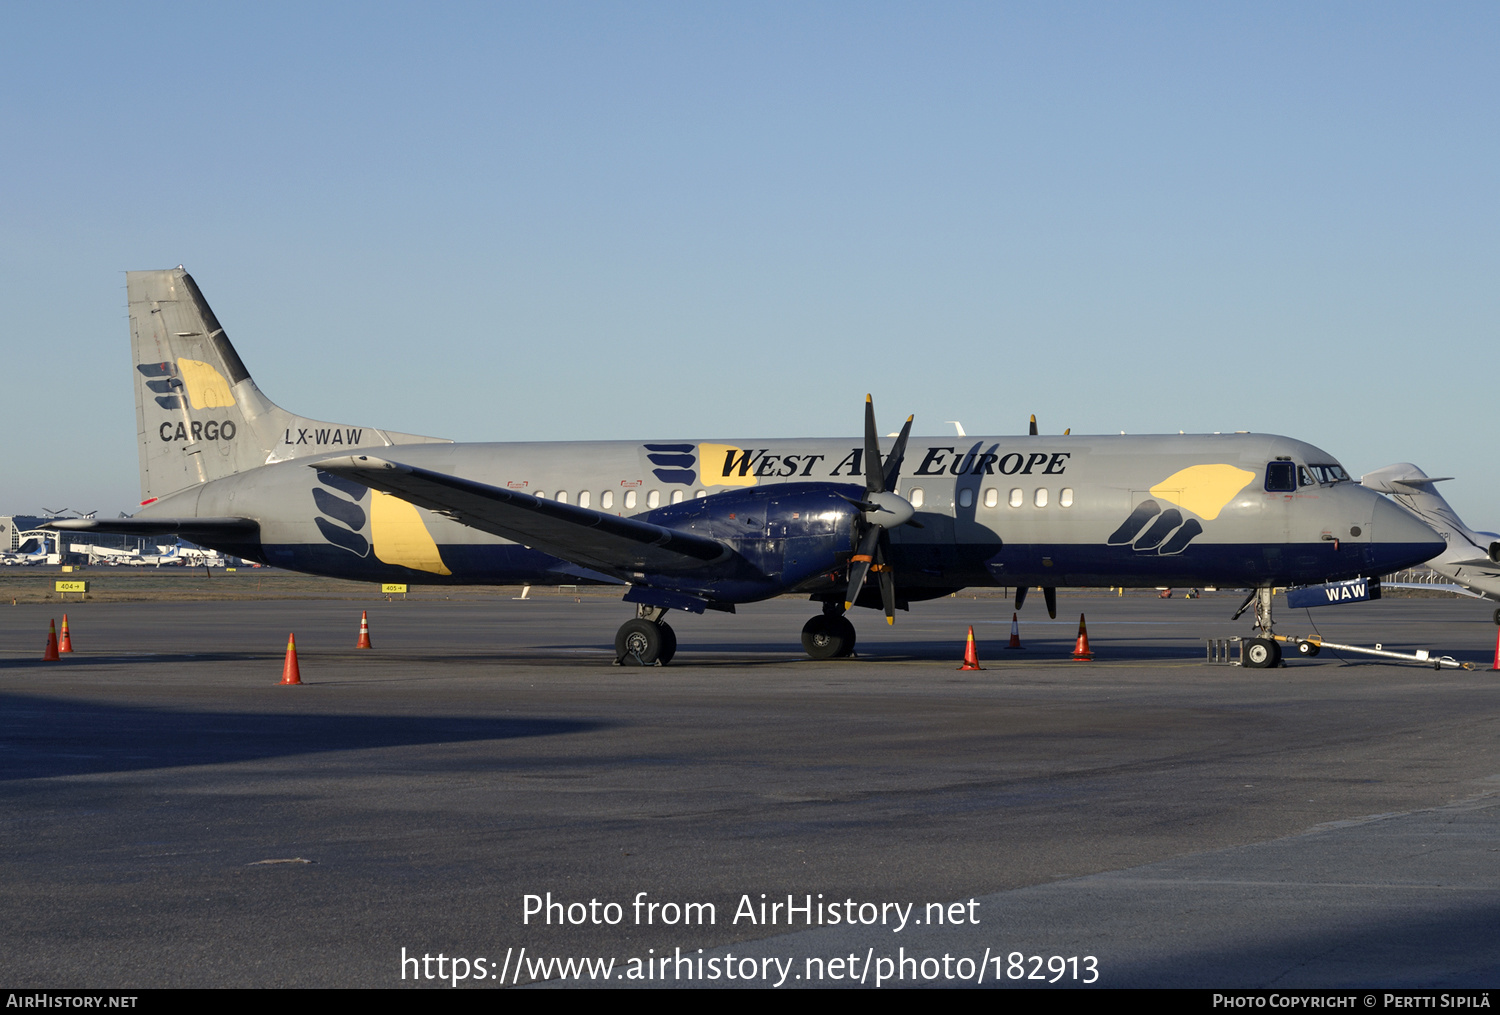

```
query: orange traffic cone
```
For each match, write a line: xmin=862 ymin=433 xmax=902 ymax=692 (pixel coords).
xmin=356 ymin=610 xmax=372 ymax=649
xmin=1072 ymin=614 xmax=1093 ymax=661
xmin=1491 ymin=625 xmax=1500 ymax=672
xmin=280 ymin=633 xmax=303 ymax=685
xmin=43 ymin=619 xmax=60 ymax=661
xmin=58 ymin=614 xmax=74 ymax=653
xmin=958 ymin=625 xmax=984 ymax=670
xmin=1006 ymin=611 xmax=1023 ymax=649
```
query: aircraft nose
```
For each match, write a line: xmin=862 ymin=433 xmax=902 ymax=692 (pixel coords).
xmin=1369 ymin=494 xmax=1445 ymax=572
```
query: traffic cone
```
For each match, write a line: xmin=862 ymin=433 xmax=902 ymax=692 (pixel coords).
xmin=356 ymin=610 xmax=372 ymax=649
xmin=958 ymin=625 xmax=984 ymax=670
xmin=1491 ymin=625 xmax=1500 ymax=672
xmin=1072 ymin=614 xmax=1094 ymax=661
xmin=58 ymin=614 xmax=74 ymax=653
xmin=1006 ymin=611 xmax=1023 ymax=649
xmin=43 ymin=619 xmax=60 ymax=661
xmin=280 ymin=633 xmax=303 ymax=685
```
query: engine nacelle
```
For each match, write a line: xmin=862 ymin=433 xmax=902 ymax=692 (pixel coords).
xmin=639 ymin=482 xmax=864 ymax=598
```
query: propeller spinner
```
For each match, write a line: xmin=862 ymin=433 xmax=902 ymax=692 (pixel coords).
xmin=844 ymin=396 xmax=921 ymax=624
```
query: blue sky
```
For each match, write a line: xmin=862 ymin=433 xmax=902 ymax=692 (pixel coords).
xmin=2 ymin=3 xmax=1496 ymax=523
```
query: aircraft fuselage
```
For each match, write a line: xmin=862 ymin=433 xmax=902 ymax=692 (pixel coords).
xmin=144 ymin=431 xmax=1440 ymax=603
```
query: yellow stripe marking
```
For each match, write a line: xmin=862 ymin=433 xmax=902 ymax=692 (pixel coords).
xmin=370 ymin=491 xmax=452 ymax=575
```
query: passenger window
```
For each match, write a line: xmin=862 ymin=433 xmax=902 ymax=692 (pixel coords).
xmin=1034 ymin=488 xmax=1048 ymax=508
xmin=983 ymin=488 xmax=998 ymax=508
xmin=910 ymin=488 xmax=924 ymax=508
xmin=578 ymin=491 xmax=590 ymax=508
xmin=601 ymin=490 xmax=614 ymax=509
xmin=624 ymin=490 xmax=637 ymax=510
xmin=694 ymin=490 xmax=707 ymax=499
xmin=556 ymin=491 xmax=568 ymax=504
xmin=671 ymin=490 xmax=684 ymax=505
xmin=646 ymin=490 xmax=660 ymax=509
xmin=1060 ymin=488 xmax=1073 ymax=508
xmin=1009 ymin=489 xmax=1023 ymax=508
xmin=958 ymin=489 xmax=973 ymax=508
xmin=1265 ymin=462 xmax=1297 ymax=492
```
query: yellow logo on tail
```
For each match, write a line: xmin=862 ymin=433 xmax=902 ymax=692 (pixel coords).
xmin=176 ymin=358 xmax=235 ymax=409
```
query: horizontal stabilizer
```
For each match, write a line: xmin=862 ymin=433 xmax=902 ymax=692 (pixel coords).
xmin=1360 ymin=463 xmax=1453 ymax=493
xmin=43 ymin=517 xmax=258 ymax=539
xmin=314 ymin=456 xmax=732 ymax=577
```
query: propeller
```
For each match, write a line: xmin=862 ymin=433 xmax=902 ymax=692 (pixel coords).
xmin=1021 ymin=415 xmax=1064 ymax=617
xmin=1013 ymin=584 xmax=1058 ymax=619
xmin=843 ymin=395 xmax=919 ymax=624
xmin=1029 ymin=414 xmax=1069 ymax=436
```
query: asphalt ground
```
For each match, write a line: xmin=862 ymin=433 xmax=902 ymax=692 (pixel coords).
xmin=1 ymin=589 xmax=1498 ymax=988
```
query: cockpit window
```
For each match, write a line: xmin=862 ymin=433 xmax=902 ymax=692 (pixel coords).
xmin=1265 ymin=462 xmax=1297 ymax=492
xmin=1298 ymin=466 xmax=1315 ymax=487
xmin=1307 ymin=463 xmax=1349 ymax=484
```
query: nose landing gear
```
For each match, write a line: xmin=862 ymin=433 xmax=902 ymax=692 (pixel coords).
xmin=1234 ymin=585 xmax=1284 ymax=668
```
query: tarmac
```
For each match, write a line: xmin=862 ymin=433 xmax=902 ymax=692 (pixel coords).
xmin=1 ymin=586 xmax=1497 ymax=988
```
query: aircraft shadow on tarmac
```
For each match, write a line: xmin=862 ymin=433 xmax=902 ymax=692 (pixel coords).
xmin=612 ymin=638 xmax=1219 ymax=664
xmin=1094 ymin=896 xmax=1500 ymax=988
xmin=0 ymin=694 xmax=604 ymax=781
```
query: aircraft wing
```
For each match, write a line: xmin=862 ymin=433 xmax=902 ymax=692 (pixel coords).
xmin=1379 ymin=582 xmax=1488 ymax=600
xmin=315 ymin=456 xmax=733 ymax=577
xmin=1442 ymin=557 xmax=1500 ymax=569
xmin=44 ymin=517 xmax=259 ymax=540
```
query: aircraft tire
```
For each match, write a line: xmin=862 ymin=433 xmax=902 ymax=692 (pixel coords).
xmin=802 ymin=615 xmax=854 ymax=660
xmin=831 ymin=615 xmax=856 ymax=658
xmin=657 ymin=622 xmax=677 ymax=666
xmin=1243 ymin=637 xmax=1281 ymax=668
xmin=1296 ymin=640 xmax=1321 ymax=658
xmin=1493 ymin=607 xmax=1500 ymax=626
xmin=616 ymin=619 xmax=666 ymax=666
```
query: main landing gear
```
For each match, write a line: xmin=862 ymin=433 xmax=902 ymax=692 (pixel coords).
xmin=801 ymin=602 xmax=856 ymax=660
xmin=615 ymin=604 xmax=677 ymax=666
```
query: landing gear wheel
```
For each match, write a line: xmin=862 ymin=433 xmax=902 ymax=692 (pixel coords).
xmin=616 ymin=619 xmax=669 ymax=666
xmin=656 ymin=622 xmax=677 ymax=665
xmin=1244 ymin=637 xmax=1282 ymax=668
xmin=1493 ymin=607 xmax=1500 ymax=626
xmin=802 ymin=615 xmax=856 ymax=660
xmin=1296 ymin=640 xmax=1321 ymax=658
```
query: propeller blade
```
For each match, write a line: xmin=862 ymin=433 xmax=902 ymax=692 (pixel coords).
xmin=1043 ymin=586 xmax=1057 ymax=620
xmin=882 ymin=415 xmax=914 ymax=492
xmin=1029 ymin=414 xmax=1038 ymax=436
xmin=877 ymin=542 xmax=897 ymax=625
xmin=1015 ymin=585 xmax=1028 ymax=611
xmin=864 ymin=395 xmax=883 ymax=495
xmin=844 ymin=525 xmax=883 ymax=610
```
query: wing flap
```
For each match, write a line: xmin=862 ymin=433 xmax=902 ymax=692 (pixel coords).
xmin=315 ymin=456 xmax=731 ymax=576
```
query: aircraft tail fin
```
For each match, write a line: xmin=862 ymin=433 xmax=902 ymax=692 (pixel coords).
xmin=128 ymin=268 xmax=449 ymax=502
xmin=1361 ymin=463 xmax=1473 ymax=547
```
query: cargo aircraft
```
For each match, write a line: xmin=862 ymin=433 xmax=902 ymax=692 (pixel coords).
xmin=49 ymin=269 xmax=1444 ymax=668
